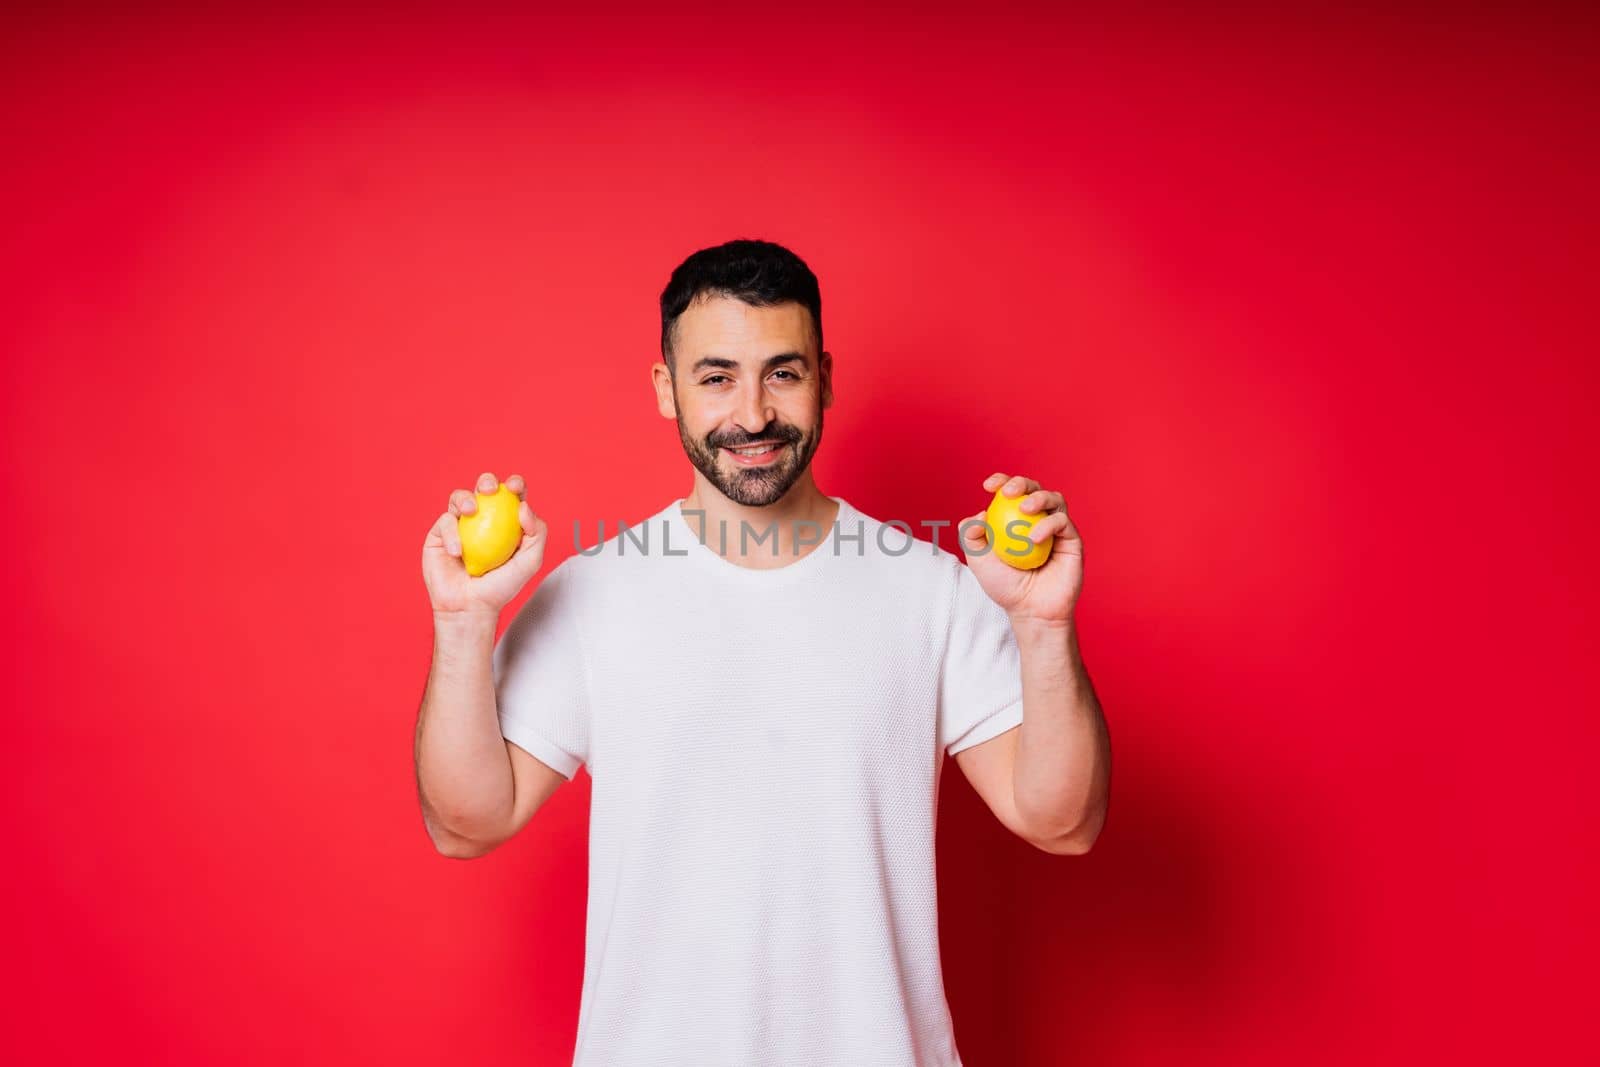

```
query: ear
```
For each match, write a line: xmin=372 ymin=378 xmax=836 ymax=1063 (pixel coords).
xmin=820 ymin=349 xmax=834 ymax=410
xmin=651 ymin=360 xmax=678 ymax=419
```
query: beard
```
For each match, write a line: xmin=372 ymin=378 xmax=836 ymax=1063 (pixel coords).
xmin=676 ymin=403 xmax=824 ymax=507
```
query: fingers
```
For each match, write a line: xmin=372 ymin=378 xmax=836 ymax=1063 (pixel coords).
xmin=433 ymin=512 xmax=463 ymax=557
xmin=449 ymin=472 xmax=501 ymax=517
xmin=1004 ymin=474 xmax=1040 ymax=497
xmin=985 ymin=472 xmax=1045 ymax=499
xmin=1027 ymin=511 xmax=1072 ymax=542
xmin=1019 ymin=488 xmax=1064 ymax=514
xmin=443 ymin=468 xmax=531 ymax=539
xmin=449 ymin=471 xmax=511 ymax=516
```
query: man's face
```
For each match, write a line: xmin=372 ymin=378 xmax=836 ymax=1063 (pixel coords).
xmin=654 ymin=293 xmax=833 ymax=507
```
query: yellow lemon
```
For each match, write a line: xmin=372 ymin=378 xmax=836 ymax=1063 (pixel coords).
xmin=458 ymin=484 xmax=522 ymax=577
xmin=985 ymin=487 xmax=1051 ymax=570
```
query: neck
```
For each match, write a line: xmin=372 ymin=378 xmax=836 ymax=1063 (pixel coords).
xmin=682 ymin=471 xmax=840 ymax=569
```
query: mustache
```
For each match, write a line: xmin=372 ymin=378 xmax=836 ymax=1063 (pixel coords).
xmin=709 ymin=428 xmax=801 ymax=449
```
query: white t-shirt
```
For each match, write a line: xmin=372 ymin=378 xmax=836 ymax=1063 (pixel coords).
xmin=492 ymin=496 xmax=1024 ymax=1067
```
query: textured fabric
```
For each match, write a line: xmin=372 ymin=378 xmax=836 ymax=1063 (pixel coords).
xmin=492 ymin=496 xmax=1025 ymax=1067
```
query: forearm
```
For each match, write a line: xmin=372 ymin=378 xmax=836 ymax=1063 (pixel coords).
xmin=415 ymin=610 xmax=515 ymax=847
xmin=1009 ymin=617 xmax=1111 ymax=846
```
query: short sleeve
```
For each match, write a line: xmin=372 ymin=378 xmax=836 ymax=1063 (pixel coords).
xmin=492 ymin=560 xmax=592 ymax=780
xmin=938 ymin=560 xmax=1025 ymax=756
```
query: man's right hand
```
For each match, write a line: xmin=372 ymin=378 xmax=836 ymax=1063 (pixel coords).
xmin=422 ymin=471 xmax=548 ymax=618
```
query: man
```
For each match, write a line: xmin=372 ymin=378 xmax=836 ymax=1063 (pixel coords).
xmin=416 ymin=238 xmax=1111 ymax=1066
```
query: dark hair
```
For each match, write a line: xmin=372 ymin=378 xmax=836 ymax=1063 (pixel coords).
xmin=659 ymin=238 xmax=823 ymax=369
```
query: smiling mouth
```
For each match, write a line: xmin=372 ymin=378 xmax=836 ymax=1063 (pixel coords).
xmin=722 ymin=442 xmax=787 ymax=466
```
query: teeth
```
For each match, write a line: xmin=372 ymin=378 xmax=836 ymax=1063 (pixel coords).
xmin=731 ymin=445 xmax=774 ymax=456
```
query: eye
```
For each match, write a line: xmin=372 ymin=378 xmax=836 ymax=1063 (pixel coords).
xmin=701 ymin=375 xmax=730 ymax=386
xmin=771 ymin=370 xmax=799 ymax=381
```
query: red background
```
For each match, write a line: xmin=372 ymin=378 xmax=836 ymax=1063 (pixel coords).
xmin=4 ymin=4 xmax=1594 ymax=1064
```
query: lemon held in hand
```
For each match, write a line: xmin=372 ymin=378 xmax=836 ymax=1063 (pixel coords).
xmin=458 ymin=483 xmax=522 ymax=577
xmin=985 ymin=487 xmax=1051 ymax=570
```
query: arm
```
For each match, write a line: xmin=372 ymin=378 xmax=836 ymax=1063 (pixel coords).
xmin=954 ymin=617 xmax=1110 ymax=854
xmin=953 ymin=471 xmax=1110 ymax=854
xmin=414 ymin=610 xmax=567 ymax=858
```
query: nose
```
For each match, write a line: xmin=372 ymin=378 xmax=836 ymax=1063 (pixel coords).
xmin=733 ymin=377 xmax=777 ymax=437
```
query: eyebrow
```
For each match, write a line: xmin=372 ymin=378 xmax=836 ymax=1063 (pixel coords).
xmin=689 ymin=351 xmax=807 ymax=375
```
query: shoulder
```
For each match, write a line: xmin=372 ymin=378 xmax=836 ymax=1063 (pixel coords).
xmin=839 ymin=498 xmax=969 ymax=592
xmin=553 ymin=499 xmax=681 ymax=577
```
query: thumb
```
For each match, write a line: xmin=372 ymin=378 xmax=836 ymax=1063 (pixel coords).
xmin=519 ymin=499 xmax=545 ymax=538
xmin=513 ymin=514 xmax=548 ymax=565
xmin=960 ymin=511 xmax=990 ymax=552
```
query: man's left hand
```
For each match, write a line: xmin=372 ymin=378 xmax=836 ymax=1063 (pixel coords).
xmin=960 ymin=472 xmax=1083 ymax=626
